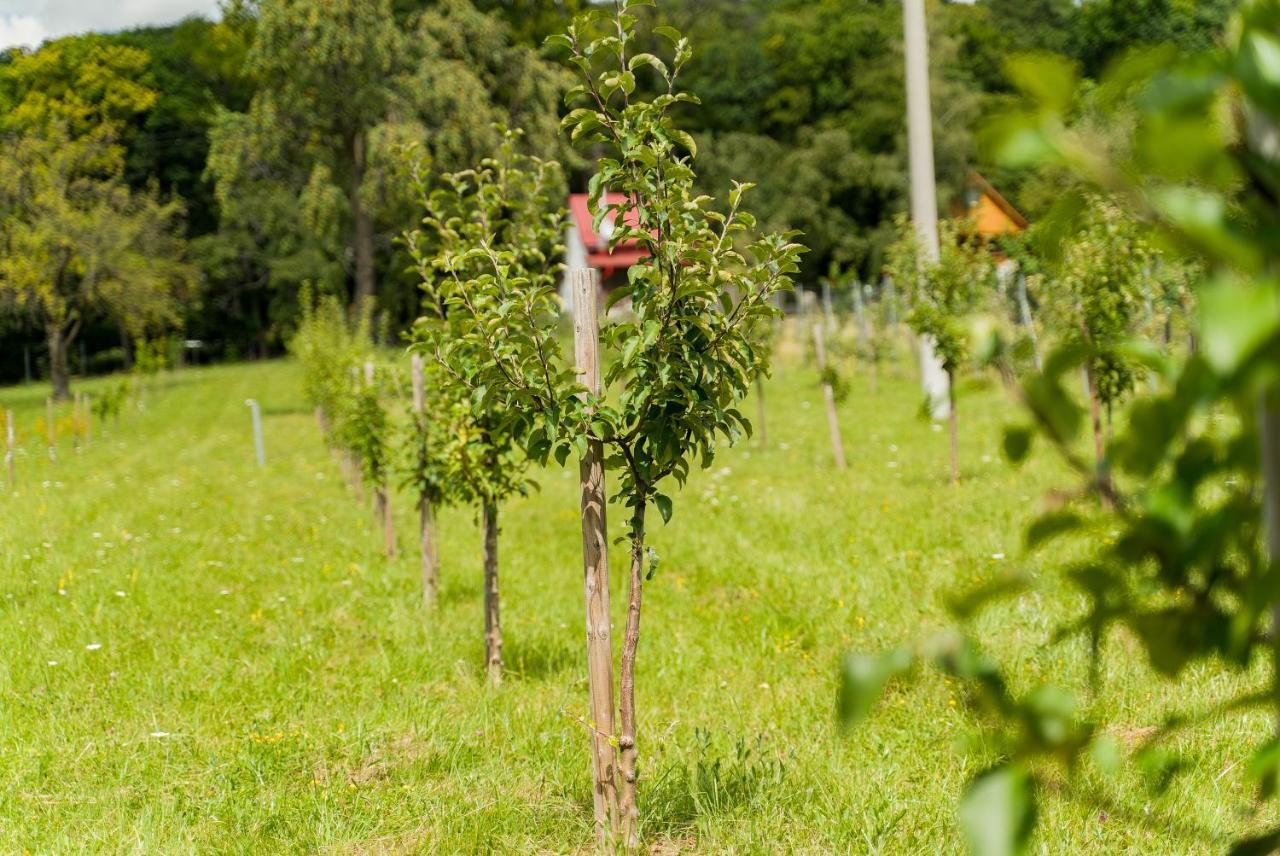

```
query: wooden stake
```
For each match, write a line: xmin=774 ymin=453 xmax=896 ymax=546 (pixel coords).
xmin=45 ymin=397 xmax=55 ymax=462
xmin=5 ymin=409 xmax=14 ymax=487
xmin=948 ymin=369 xmax=960 ymax=484
xmin=245 ymin=399 xmax=266 ymax=467
xmin=482 ymin=500 xmax=503 ymax=687
xmin=412 ymin=354 xmax=439 ymax=608
xmin=812 ymin=324 xmax=847 ymax=471
xmin=1016 ymin=272 xmax=1042 ymax=372
xmin=572 ymin=268 xmax=620 ymax=845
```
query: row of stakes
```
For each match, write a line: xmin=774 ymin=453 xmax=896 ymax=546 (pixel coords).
xmin=3 ymin=392 xmax=97 ymax=489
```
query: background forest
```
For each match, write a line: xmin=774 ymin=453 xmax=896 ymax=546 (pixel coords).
xmin=0 ymin=0 xmax=1236 ymax=384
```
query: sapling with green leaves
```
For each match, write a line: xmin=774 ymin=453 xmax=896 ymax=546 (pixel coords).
xmin=1043 ymin=195 xmax=1155 ymax=495
xmin=400 ymin=353 xmax=448 ymax=609
xmin=405 ymin=130 xmax=565 ymax=687
xmin=889 ymin=217 xmax=996 ymax=483
xmin=554 ymin=7 xmax=803 ymax=842
xmin=844 ymin=8 xmax=1280 ymax=852
xmin=291 ymin=289 xmax=371 ymax=492
xmin=405 ymin=5 xmax=802 ymax=845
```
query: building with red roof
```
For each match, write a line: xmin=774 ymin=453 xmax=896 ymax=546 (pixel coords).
xmin=561 ymin=192 xmax=649 ymax=309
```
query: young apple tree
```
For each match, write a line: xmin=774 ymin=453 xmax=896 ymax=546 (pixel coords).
xmin=405 ymin=4 xmax=802 ymax=845
xmin=889 ymin=218 xmax=995 ymax=483
xmin=1045 ymin=196 xmax=1156 ymax=494
xmin=405 ymin=131 xmax=565 ymax=687
xmin=400 ymin=353 xmax=449 ymax=609
xmin=844 ymin=7 xmax=1280 ymax=852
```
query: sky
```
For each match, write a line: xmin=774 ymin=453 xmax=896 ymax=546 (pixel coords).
xmin=0 ymin=0 xmax=221 ymax=51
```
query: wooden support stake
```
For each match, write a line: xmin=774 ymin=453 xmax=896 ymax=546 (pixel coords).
xmin=245 ymin=399 xmax=265 ymax=467
xmin=45 ymin=397 xmax=55 ymax=462
xmin=482 ymin=500 xmax=503 ymax=686
xmin=5 ymin=409 xmax=14 ymax=487
xmin=572 ymin=268 xmax=620 ymax=845
xmin=412 ymin=353 xmax=439 ymax=608
xmin=812 ymin=324 xmax=847 ymax=471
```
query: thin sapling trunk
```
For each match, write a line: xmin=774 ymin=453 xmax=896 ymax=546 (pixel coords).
xmin=618 ymin=499 xmax=647 ymax=850
xmin=375 ymin=484 xmax=396 ymax=558
xmin=412 ymin=353 xmax=440 ymax=608
xmin=948 ymin=369 xmax=959 ymax=484
xmin=482 ymin=500 xmax=503 ymax=687
xmin=1258 ymin=394 xmax=1280 ymax=733
xmin=420 ymin=497 xmax=439 ymax=609
xmin=1083 ymin=362 xmax=1112 ymax=503
xmin=812 ymin=324 xmax=847 ymax=470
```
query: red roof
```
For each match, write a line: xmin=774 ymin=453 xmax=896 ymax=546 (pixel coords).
xmin=569 ymin=193 xmax=648 ymax=276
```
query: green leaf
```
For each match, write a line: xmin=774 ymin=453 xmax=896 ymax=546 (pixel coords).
xmin=838 ymin=648 xmax=913 ymax=725
xmin=1002 ymin=425 xmax=1033 ymax=465
xmin=1198 ymin=278 xmax=1280 ymax=375
xmin=553 ymin=443 xmax=572 ymax=468
xmin=958 ymin=766 xmax=1036 ymax=856
xmin=654 ymin=493 xmax=673 ymax=524
xmin=1026 ymin=512 xmax=1083 ymax=550
xmin=670 ymin=129 xmax=697 ymax=158
xmin=1248 ymin=739 xmax=1280 ymax=801
xmin=1005 ymin=52 xmax=1079 ymax=114
xmin=653 ymin=25 xmax=681 ymax=44
xmin=947 ymin=575 xmax=1029 ymax=621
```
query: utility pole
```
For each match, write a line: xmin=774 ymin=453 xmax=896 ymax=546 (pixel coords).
xmin=903 ymin=0 xmax=950 ymax=419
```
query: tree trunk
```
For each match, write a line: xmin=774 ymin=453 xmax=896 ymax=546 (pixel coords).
xmin=755 ymin=374 xmax=767 ymax=449
xmin=119 ymin=320 xmax=134 ymax=371
xmin=376 ymin=484 xmax=396 ymax=558
xmin=420 ymin=496 xmax=439 ymax=609
xmin=1258 ymin=394 xmax=1280 ymax=733
xmin=349 ymin=131 xmax=376 ymax=316
xmin=572 ymin=268 xmax=620 ymax=845
xmin=411 ymin=354 xmax=439 ymax=609
xmin=482 ymin=500 xmax=503 ymax=688
xmin=948 ymin=369 xmax=959 ymax=484
xmin=349 ymin=452 xmax=365 ymax=503
xmin=812 ymin=324 xmax=847 ymax=470
xmin=1083 ymin=363 xmax=1111 ymax=502
xmin=618 ymin=500 xmax=647 ymax=851
xmin=47 ymin=324 xmax=71 ymax=401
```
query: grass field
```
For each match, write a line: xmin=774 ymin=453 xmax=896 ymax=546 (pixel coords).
xmin=0 ymin=335 xmax=1273 ymax=853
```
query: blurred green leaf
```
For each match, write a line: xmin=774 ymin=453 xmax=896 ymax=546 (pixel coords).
xmin=958 ymin=765 xmax=1036 ymax=856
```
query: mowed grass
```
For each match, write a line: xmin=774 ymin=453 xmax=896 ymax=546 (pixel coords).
xmin=0 ymin=327 xmax=1274 ymax=854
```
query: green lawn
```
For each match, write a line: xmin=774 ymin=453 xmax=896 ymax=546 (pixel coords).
xmin=0 ymin=334 xmax=1271 ymax=853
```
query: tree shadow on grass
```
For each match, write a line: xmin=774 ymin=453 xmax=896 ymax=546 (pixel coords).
xmin=641 ymin=728 xmax=788 ymax=839
xmin=505 ymin=634 xmax=576 ymax=681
